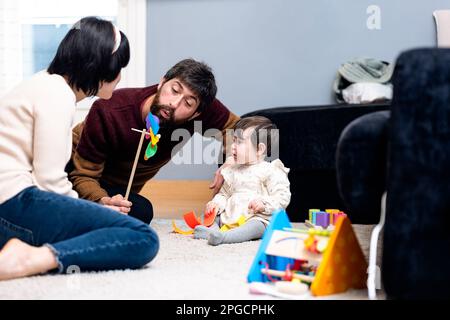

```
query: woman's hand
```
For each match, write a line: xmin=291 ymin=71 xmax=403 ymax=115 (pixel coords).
xmin=99 ymin=194 xmax=132 ymax=214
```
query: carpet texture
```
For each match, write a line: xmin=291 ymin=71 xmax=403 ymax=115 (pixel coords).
xmin=0 ymin=219 xmax=384 ymax=300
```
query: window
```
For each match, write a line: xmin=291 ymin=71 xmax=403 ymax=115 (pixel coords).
xmin=20 ymin=0 xmax=118 ymax=78
xmin=0 ymin=0 xmax=147 ymax=107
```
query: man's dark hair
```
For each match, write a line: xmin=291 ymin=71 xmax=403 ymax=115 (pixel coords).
xmin=163 ymin=58 xmax=217 ymax=113
xmin=48 ymin=16 xmax=130 ymax=96
xmin=234 ymin=116 xmax=278 ymax=156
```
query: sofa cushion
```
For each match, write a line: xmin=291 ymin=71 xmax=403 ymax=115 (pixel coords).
xmin=336 ymin=110 xmax=390 ymax=224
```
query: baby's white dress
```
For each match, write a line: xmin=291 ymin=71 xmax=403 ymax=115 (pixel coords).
xmin=212 ymin=159 xmax=291 ymax=226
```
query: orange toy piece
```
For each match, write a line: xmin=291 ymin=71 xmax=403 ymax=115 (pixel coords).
xmin=310 ymin=216 xmax=368 ymax=296
xmin=183 ymin=211 xmax=202 ymax=229
xmin=203 ymin=208 xmax=217 ymax=227
xmin=172 ymin=210 xmax=219 ymax=235
xmin=172 ymin=220 xmax=194 ymax=235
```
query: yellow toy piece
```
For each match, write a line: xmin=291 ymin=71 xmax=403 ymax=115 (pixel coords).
xmin=310 ymin=216 xmax=368 ymax=296
xmin=147 ymin=127 xmax=160 ymax=146
xmin=172 ymin=220 xmax=194 ymax=235
xmin=220 ymin=215 xmax=246 ymax=232
xmin=304 ymin=234 xmax=316 ymax=252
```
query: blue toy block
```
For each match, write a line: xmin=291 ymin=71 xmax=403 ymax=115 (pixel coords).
xmin=247 ymin=209 xmax=294 ymax=283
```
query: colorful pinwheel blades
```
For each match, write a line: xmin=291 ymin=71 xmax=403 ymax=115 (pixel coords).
xmin=143 ymin=112 xmax=161 ymax=160
xmin=144 ymin=142 xmax=157 ymax=160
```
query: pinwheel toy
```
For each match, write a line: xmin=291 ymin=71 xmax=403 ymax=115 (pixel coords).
xmin=144 ymin=112 xmax=161 ymax=160
xmin=126 ymin=112 xmax=162 ymax=200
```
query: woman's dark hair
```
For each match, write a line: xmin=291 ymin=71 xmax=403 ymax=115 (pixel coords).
xmin=234 ymin=116 xmax=279 ymax=156
xmin=163 ymin=58 xmax=217 ymax=113
xmin=48 ymin=16 xmax=130 ymax=96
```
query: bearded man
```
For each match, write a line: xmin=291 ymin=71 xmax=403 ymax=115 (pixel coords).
xmin=68 ymin=59 xmax=239 ymax=223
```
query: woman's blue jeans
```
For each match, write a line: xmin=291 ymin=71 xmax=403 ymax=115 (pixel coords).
xmin=0 ymin=187 xmax=159 ymax=273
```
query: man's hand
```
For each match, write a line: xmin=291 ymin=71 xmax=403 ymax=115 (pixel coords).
xmin=209 ymin=156 xmax=235 ymax=196
xmin=99 ymin=194 xmax=132 ymax=214
xmin=248 ymin=199 xmax=265 ymax=214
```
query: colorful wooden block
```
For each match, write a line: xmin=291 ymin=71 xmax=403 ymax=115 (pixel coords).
xmin=315 ymin=211 xmax=330 ymax=228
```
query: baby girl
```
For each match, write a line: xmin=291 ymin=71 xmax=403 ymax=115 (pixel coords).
xmin=194 ymin=116 xmax=291 ymax=245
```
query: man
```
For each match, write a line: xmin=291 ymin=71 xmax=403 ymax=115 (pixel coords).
xmin=68 ymin=59 xmax=239 ymax=224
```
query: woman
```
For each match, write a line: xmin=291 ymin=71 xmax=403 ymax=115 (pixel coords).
xmin=0 ymin=17 xmax=159 ymax=280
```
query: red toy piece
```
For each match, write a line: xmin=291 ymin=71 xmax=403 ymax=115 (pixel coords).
xmin=203 ymin=208 xmax=217 ymax=227
xmin=183 ymin=211 xmax=202 ymax=229
xmin=172 ymin=209 xmax=219 ymax=235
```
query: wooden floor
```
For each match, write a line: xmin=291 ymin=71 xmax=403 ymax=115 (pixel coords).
xmin=139 ymin=180 xmax=214 ymax=219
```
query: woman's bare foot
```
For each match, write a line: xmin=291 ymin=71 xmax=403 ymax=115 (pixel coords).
xmin=0 ymin=238 xmax=58 ymax=281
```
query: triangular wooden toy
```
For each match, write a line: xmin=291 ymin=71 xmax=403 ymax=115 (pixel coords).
xmin=247 ymin=209 xmax=368 ymax=297
xmin=310 ymin=215 xmax=367 ymax=296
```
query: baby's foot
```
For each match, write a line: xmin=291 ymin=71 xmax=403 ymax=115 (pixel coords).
xmin=193 ymin=225 xmax=214 ymax=239
xmin=208 ymin=231 xmax=225 ymax=246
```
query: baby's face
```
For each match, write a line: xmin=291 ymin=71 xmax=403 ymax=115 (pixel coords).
xmin=231 ymin=127 xmax=261 ymax=165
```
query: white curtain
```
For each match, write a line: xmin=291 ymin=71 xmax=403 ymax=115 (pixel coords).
xmin=0 ymin=0 xmax=22 ymax=96
xmin=117 ymin=0 xmax=147 ymax=88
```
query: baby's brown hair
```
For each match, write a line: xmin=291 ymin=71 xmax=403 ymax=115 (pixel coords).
xmin=234 ymin=116 xmax=278 ymax=156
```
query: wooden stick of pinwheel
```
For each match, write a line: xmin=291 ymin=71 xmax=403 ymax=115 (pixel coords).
xmin=125 ymin=128 xmax=150 ymax=201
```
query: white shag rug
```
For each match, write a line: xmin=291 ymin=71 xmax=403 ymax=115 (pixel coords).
xmin=0 ymin=219 xmax=385 ymax=300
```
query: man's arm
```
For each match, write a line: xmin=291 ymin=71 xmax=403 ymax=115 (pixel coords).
xmin=69 ymin=121 xmax=109 ymax=202
xmin=70 ymin=150 xmax=108 ymax=201
xmin=70 ymin=151 xmax=131 ymax=213
xmin=208 ymin=110 xmax=239 ymax=194
xmin=208 ymin=170 xmax=232 ymax=214
xmin=200 ymin=98 xmax=240 ymax=194
xmin=69 ymin=108 xmax=131 ymax=213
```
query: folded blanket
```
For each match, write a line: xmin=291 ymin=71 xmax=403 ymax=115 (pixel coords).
xmin=434 ymin=10 xmax=450 ymax=47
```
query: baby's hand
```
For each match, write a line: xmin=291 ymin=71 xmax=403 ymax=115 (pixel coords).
xmin=206 ymin=201 xmax=219 ymax=213
xmin=248 ymin=199 xmax=265 ymax=214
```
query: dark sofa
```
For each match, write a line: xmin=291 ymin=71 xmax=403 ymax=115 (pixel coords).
xmin=243 ymin=102 xmax=390 ymax=223
xmin=335 ymin=48 xmax=450 ymax=299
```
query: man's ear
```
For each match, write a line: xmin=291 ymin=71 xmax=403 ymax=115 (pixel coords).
xmin=157 ymin=77 xmax=165 ymax=90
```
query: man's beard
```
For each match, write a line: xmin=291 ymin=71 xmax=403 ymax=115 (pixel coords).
xmin=150 ymin=91 xmax=176 ymax=128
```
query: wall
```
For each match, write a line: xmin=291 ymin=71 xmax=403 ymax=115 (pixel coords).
xmin=147 ymin=0 xmax=447 ymax=179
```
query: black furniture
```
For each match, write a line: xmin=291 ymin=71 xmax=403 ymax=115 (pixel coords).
xmin=336 ymin=48 xmax=450 ymax=299
xmin=243 ymin=102 xmax=390 ymax=222
xmin=336 ymin=110 xmax=390 ymax=224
